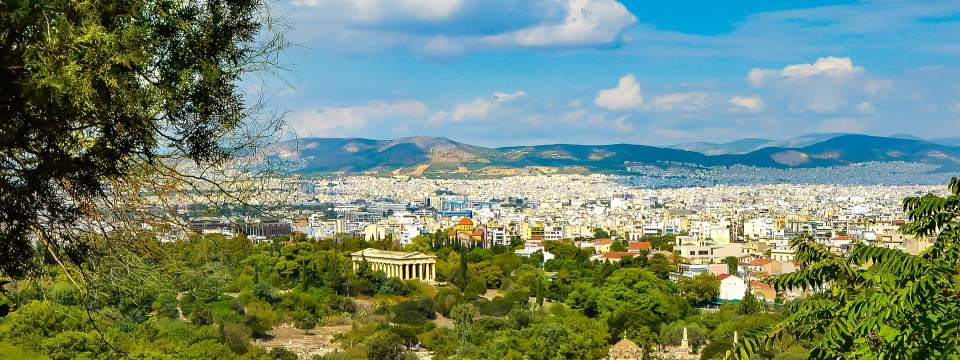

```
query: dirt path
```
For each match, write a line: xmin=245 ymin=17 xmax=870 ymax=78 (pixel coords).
xmin=254 ymin=323 xmax=351 ymax=359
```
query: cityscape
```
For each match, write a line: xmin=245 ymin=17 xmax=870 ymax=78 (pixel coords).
xmin=3 ymin=1 xmax=960 ymax=360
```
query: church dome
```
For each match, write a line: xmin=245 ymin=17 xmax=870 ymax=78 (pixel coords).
xmin=611 ymin=338 xmax=639 ymax=351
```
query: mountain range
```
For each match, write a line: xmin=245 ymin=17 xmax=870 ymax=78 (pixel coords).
xmin=667 ymin=133 xmax=960 ymax=155
xmin=270 ymin=134 xmax=960 ymax=176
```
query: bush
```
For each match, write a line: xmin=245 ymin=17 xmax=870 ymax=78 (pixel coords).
xmin=366 ymin=330 xmax=405 ymax=360
xmin=245 ymin=300 xmax=277 ymax=337
xmin=153 ymin=293 xmax=180 ymax=319
xmin=391 ymin=297 xmax=436 ymax=325
xmin=268 ymin=347 xmax=299 ymax=360
xmin=220 ymin=321 xmax=252 ymax=354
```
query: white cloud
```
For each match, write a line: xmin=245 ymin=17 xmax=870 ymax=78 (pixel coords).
xmin=291 ymin=100 xmax=430 ymax=136
xmin=493 ymin=90 xmax=528 ymax=102
xmin=449 ymin=90 xmax=527 ymax=122
xmin=749 ymin=56 xmax=862 ymax=88
xmin=651 ymin=92 xmax=709 ymax=112
xmin=856 ymin=101 xmax=876 ymax=114
xmin=864 ymin=79 xmax=893 ymax=94
xmin=594 ymin=74 xmax=644 ymax=111
xmin=780 ymin=57 xmax=862 ymax=78
xmin=747 ymin=56 xmax=887 ymax=114
xmin=947 ymin=101 xmax=960 ymax=113
xmin=290 ymin=0 xmax=635 ymax=54
xmin=747 ymin=69 xmax=779 ymax=87
xmin=292 ymin=0 xmax=464 ymax=23
xmin=730 ymin=96 xmax=764 ymax=111
xmin=612 ymin=116 xmax=632 ymax=132
xmin=483 ymin=0 xmax=636 ymax=47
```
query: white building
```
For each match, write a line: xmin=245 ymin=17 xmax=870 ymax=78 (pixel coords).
xmin=718 ymin=274 xmax=747 ymax=301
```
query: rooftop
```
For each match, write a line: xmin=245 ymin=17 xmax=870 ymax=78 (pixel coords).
xmin=351 ymin=248 xmax=436 ymax=260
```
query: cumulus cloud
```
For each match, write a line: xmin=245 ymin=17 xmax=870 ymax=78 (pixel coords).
xmin=781 ymin=57 xmax=863 ymax=78
xmin=293 ymin=0 xmax=464 ymax=23
xmin=483 ymin=0 xmax=636 ymax=47
xmin=594 ymin=74 xmax=644 ymax=111
xmin=650 ymin=92 xmax=709 ymax=112
xmin=290 ymin=0 xmax=635 ymax=54
xmin=856 ymin=101 xmax=876 ymax=114
xmin=291 ymin=100 xmax=430 ymax=137
xmin=493 ymin=90 xmax=528 ymax=102
xmin=749 ymin=56 xmax=863 ymax=88
xmin=730 ymin=96 xmax=764 ymax=111
xmin=748 ymin=56 xmax=888 ymax=114
xmin=444 ymin=90 xmax=527 ymax=122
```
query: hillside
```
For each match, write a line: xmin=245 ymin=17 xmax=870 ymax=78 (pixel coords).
xmin=270 ymin=134 xmax=960 ymax=175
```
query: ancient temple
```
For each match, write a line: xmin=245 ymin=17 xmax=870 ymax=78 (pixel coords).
xmin=351 ymin=248 xmax=436 ymax=284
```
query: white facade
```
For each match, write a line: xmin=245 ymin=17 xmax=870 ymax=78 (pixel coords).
xmin=719 ymin=275 xmax=747 ymax=301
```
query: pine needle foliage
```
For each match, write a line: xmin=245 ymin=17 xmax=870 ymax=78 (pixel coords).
xmin=727 ymin=178 xmax=960 ymax=360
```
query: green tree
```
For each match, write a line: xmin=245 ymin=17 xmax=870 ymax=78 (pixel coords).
xmin=245 ymin=300 xmax=277 ymax=337
xmin=366 ymin=330 xmax=405 ymax=360
xmin=0 ymin=0 xmax=281 ymax=279
xmin=730 ymin=179 xmax=960 ymax=359
xmin=268 ymin=347 xmax=299 ymax=360
xmin=737 ymin=290 xmax=760 ymax=315
xmin=646 ymin=253 xmax=674 ymax=279
xmin=610 ymin=239 xmax=628 ymax=252
xmin=294 ymin=310 xmax=317 ymax=334
xmin=451 ymin=303 xmax=479 ymax=343
xmin=679 ymin=272 xmax=720 ymax=305
xmin=593 ymin=228 xmax=610 ymax=239
xmin=722 ymin=256 xmax=740 ymax=275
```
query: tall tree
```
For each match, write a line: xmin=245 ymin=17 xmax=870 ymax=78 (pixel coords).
xmin=722 ymin=256 xmax=740 ymax=275
xmin=0 ymin=0 xmax=283 ymax=279
xmin=729 ymin=178 xmax=960 ymax=359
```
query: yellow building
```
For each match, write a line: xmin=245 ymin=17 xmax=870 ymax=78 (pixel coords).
xmin=448 ymin=217 xmax=484 ymax=244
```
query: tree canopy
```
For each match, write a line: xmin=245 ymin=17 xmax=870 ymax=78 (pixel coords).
xmin=0 ymin=0 xmax=282 ymax=278
xmin=729 ymin=178 xmax=960 ymax=359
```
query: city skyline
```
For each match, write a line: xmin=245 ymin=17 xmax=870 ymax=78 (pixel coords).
xmin=262 ymin=0 xmax=960 ymax=146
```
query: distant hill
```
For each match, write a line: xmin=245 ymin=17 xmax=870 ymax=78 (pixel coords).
xmin=714 ymin=135 xmax=960 ymax=169
xmin=669 ymin=138 xmax=771 ymax=155
xmin=269 ymin=134 xmax=960 ymax=175
xmin=929 ymin=136 xmax=960 ymax=147
xmin=668 ymin=133 xmax=852 ymax=155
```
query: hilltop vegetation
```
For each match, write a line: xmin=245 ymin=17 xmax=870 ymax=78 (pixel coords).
xmin=0 ymin=232 xmax=802 ymax=359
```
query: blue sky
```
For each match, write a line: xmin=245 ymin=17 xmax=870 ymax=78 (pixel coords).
xmin=255 ymin=0 xmax=960 ymax=146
